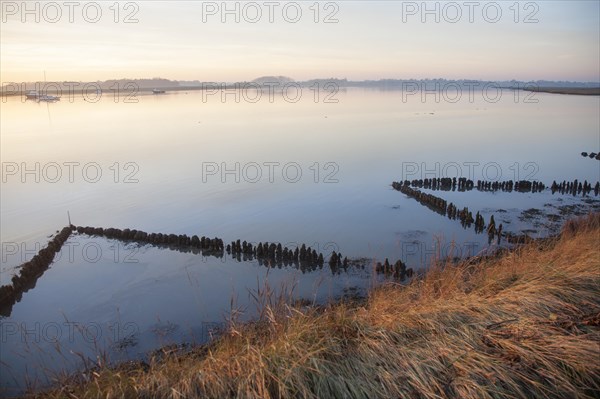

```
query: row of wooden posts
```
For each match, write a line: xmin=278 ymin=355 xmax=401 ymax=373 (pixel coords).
xmin=375 ymin=258 xmax=414 ymax=279
xmin=550 ymin=180 xmax=599 ymax=196
xmin=0 ymin=226 xmax=73 ymax=315
xmin=1 ymin=225 xmax=367 ymax=314
xmin=580 ymin=151 xmax=600 ymax=160
xmin=400 ymin=177 xmax=600 ymax=196
xmin=392 ymin=181 xmax=520 ymax=245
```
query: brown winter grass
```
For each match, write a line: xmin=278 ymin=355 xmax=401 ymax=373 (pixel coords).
xmin=34 ymin=214 xmax=600 ymax=399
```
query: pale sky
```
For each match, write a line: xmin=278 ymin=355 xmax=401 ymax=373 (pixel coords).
xmin=1 ymin=1 xmax=599 ymax=83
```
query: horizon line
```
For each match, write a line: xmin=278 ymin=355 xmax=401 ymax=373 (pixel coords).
xmin=3 ymin=76 xmax=600 ymax=85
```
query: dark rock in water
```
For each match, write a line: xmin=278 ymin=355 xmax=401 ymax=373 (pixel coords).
xmin=582 ymin=152 xmax=588 ymax=157
xmin=590 ymin=152 xmax=598 ymax=159
xmin=596 ymin=153 xmax=600 ymax=160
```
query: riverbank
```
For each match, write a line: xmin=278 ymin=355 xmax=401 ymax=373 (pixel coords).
xmin=30 ymin=213 xmax=600 ymax=398
xmin=523 ymin=87 xmax=600 ymax=95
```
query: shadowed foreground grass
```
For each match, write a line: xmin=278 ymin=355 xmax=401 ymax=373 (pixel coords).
xmin=37 ymin=214 xmax=600 ymax=399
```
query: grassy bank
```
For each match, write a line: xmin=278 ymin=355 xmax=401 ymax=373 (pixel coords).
xmin=36 ymin=214 xmax=600 ymax=398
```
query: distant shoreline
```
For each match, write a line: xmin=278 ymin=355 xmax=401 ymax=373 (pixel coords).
xmin=522 ymin=87 xmax=600 ymax=96
xmin=3 ymin=85 xmax=600 ymax=98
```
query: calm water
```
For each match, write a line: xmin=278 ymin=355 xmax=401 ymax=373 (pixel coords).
xmin=1 ymin=88 xmax=599 ymax=394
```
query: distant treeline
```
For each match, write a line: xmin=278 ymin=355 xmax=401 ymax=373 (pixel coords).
xmin=3 ymin=77 xmax=599 ymax=96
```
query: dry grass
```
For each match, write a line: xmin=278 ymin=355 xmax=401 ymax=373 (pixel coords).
xmin=36 ymin=214 xmax=600 ymax=399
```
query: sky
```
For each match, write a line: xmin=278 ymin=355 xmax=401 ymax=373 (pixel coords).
xmin=1 ymin=1 xmax=599 ymax=83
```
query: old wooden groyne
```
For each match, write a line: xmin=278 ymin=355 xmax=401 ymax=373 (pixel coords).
xmin=72 ymin=225 xmax=334 ymax=269
xmin=0 ymin=226 xmax=73 ymax=316
xmin=392 ymin=181 xmax=504 ymax=244
xmin=1 ymin=225 xmax=349 ymax=314
xmin=399 ymin=177 xmax=600 ymax=196
xmin=374 ymin=258 xmax=414 ymax=280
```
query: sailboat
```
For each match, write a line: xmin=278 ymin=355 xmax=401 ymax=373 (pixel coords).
xmin=38 ymin=93 xmax=60 ymax=102
xmin=37 ymin=71 xmax=60 ymax=102
xmin=25 ymin=90 xmax=40 ymax=100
